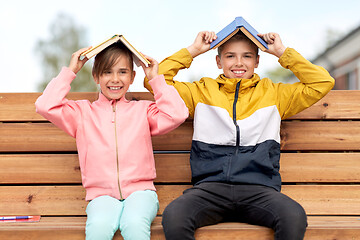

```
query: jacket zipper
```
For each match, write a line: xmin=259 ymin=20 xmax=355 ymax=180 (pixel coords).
xmin=112 ymin=103 xmax=123 ymax=200
xmin=227 ymin=80 xmax=241 ymax=181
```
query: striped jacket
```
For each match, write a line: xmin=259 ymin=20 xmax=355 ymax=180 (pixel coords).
xmin=145 ymin=48 xmax=334 ymax=191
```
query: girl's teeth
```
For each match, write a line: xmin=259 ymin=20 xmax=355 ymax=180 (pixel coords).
xmin=109 ymin=87 xmax=121 ymax=90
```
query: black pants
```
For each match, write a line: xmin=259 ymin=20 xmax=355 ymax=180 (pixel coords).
xmin=162 ymin=182 xmax=307 ymax=240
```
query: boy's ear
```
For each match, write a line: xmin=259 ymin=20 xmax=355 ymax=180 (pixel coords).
xmin=216 ymin=55 xmax=222 ymax=69
xmin=255 ymin=55 xmax=260 ymax=68
xmin=130 ymin=71 xmax=136 ymax=84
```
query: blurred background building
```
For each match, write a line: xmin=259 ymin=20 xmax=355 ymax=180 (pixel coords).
xmin=312 ymin=25 xmax=360 ymax=90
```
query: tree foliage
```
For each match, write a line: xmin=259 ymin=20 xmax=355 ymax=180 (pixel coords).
xmin=264 ymin=66 xmax=294 ymax=83
xmin=35 ymin=13 xmax=97 ymax=92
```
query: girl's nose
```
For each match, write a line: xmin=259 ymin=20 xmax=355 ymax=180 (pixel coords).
xmin=112 ymin=74 xmax=120 ymax=82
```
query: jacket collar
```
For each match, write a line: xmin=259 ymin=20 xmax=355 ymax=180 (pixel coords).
xmin=97 ymin=92 xmax=130 ymax=105
xmin=216 ymin=73 xmax=261 ymax=93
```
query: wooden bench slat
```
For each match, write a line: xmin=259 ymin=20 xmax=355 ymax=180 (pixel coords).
xmin=289 ymin=90 xmax=360 ymax=120
xmin=281 ymin=121 xmax=360 ymax=150
xmin=0 ymin=121 xmax=193 ymax=152
xmin=0 ymin=154 xmax=81 ymax=184
xmin=2 ymin=91 xmax=360 ymax=122
xmin=1 ymin=153 xmax=360 ymax=184
xmin=0 ymin=216 xmax=360 ymax=240
xmin=3 ymin=121 xmax=360 ymax=152
xmin=0 ymin=92 xmax=154 ymax=122
xmin=0 ymin=185 xmax=360 ymax=216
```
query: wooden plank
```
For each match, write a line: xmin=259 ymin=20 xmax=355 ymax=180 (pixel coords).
xmin=289 ymin=90 xmax=360 ymax=120
xmin=281 ymin=121 xmax=360 ymax=151
xmin=2 ymin=121 xmax=360 ymax=152
xmin=0 ymin=92 xmax=154 ymax=122
xmin=0 ymin=154 xmax=81 ymax=184
xmin=0 ymin=123 xmax=76 ymax=152
xmin=0 ymin=153 xmax=192 ymax=184
xmin=279 ymin=152 xmax=360 ymax=182
xmin=282 ymin=185 xmax=360 ymax=215
xmin=0 ymin=216 xmax=360 ymax=240
xmin=2 ymin=90 xmax=360 ymax=122
xmin=0 ymin=121 xmax=193 ymax=152
xmin=0 ymin=185 xmax=360 ymax=216
xmin=1 ymin=153 xmax=360 ymax=184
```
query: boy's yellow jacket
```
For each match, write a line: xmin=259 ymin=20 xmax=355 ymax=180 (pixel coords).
xmin=145 ymin=48 xmax=334 ymax=191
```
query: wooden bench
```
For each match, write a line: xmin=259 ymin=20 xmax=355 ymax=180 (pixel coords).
xmin=0 ymin=90 xmax=360 ymax=239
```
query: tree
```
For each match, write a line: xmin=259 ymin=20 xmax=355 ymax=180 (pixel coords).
xmin=35 ymin=13 xmax=97 ymax=92
xmin=264 ymin=66 xmax=294 ymax=83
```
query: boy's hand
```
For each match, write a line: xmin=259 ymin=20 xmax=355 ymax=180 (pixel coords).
xmin=68 ymin=47 xmax=91 ymax=74
xmin=187 ymin=31 xmax=217 ymax=58
xmin=140 ymin=55 xmax=159 ymax=80
xmin=258 ymin=33 xmax=286 ymax=58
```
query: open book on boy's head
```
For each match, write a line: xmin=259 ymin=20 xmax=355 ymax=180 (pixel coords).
xmin=210 ymin=17 xmax=268 ymax=51
xmin=80 ymin=35 xmax=150 ymax=67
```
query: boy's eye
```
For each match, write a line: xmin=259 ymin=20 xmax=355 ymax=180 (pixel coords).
xmin=225 ymin=55 xmax=234 ymax=58
xmin=244 ymin=54 xmax=254 ymax=58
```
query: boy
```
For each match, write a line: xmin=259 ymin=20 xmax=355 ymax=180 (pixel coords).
xmin=144 ymin=31 xmax=334 ymax=239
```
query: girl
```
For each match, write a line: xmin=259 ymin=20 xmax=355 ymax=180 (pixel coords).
xmin=35 ymin=41 xmax=188 ymax=239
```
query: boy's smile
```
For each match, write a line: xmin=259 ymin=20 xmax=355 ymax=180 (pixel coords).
xmin=216 ymin=40 xmax=259 ymax=80
xmin=94 ymin=55 xmax=135 ymax=101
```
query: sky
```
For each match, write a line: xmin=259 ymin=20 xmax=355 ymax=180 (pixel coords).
xmin=1 ymin=0 xmax=360 ymax=92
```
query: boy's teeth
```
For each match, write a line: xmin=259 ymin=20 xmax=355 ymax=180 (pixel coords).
xmin=109 ymin=87 xmax=121 ymax=90
xmin=233 ymin=71 xmax=245 ymax=74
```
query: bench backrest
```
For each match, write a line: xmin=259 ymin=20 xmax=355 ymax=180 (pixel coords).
xmin=0 ymin=91 xmax=360 ymax=216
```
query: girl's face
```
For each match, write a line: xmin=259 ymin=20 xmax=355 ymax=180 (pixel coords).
xmin=94 ymin=55 xmax=135 ymax=100
xmin=216 ymin=40 xmax=259 ymax=79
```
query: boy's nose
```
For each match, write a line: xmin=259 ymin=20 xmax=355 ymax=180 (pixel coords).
xmin=235 ymin=57 xmax=244 ymax=66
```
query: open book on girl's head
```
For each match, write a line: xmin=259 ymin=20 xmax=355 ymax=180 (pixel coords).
xmin=81 ymin=35 xmax=150 ymax=67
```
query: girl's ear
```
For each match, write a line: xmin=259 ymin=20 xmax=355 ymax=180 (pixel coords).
xmin=93 ymin=74 xmax=99 ymax=84
xmin=216 ymin=55 xmax=222 ymax=69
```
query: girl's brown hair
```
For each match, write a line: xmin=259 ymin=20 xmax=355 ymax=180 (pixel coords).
xmin=92 ymin=41 xmax=134 ymax=78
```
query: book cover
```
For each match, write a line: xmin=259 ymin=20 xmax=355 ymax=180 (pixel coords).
xmin=81 ymin=35 xmax=150 ymax=67
xmin=210 ymin=17 xmax=268 ymax=51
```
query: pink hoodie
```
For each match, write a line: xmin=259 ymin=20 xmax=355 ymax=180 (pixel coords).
xmin=35 ymin=67 xmax=188 ymax=200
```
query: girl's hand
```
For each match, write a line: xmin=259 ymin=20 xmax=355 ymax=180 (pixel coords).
xmin=187 ymin=31 xmax=217 ymax=58
xmin=258 ymin=32 xmax=286 ymax=58
xmin=68 ymin=47 xmax=92 ymax=74
xmin=140 ymin=55 xmax=159 ymax=80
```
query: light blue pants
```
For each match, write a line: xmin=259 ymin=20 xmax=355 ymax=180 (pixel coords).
xmin=85 ymin=190 xmax=159 ymax=240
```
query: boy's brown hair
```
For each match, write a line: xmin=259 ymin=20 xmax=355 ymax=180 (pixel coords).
xmin=217 ymin=31 xmax=259 ymax=57
xmin=92 ymin=41 xmax=134 ymax=78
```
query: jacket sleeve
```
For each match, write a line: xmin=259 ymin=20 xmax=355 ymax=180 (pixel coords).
xmin=275 ymin=48 xmax=335 ymax=119
xmin=35 ymin=67 xmax=82 ymax=137
xmin=144 ymin=48 xmax=200 ymax=116
xmin=146 ymin=74 xmax=189 ymax=136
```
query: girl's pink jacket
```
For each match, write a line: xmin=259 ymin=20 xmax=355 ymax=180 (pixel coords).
xmin=35 ymin=67 xmax=188 ymax=201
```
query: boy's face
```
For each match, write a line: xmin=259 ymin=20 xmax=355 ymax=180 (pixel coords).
xmin=216 ymin=40 xmax=259 ymax=79
xmin=94 ymin=55 xmax=135 ymax=101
